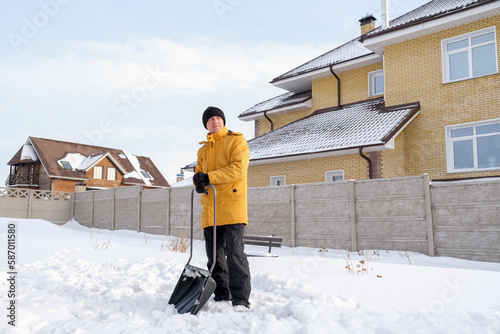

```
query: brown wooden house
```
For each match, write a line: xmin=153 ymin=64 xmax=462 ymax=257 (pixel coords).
xmin=6 ymin=137 xmax=170 ymax=192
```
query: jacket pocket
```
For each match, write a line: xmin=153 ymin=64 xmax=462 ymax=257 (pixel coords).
xmin=216 ymin=182 xmax=241 ymax=202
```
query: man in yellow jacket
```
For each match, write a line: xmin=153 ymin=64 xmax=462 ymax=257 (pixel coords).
xmin=193 ymin=106 xmax=251 ymax=310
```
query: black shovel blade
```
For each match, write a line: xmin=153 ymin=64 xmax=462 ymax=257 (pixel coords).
xmin=168 ymin=264 xmax=217 ymax=315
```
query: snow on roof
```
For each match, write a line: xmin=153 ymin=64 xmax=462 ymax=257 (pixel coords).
xmin=79 ymin=154 xmax=105 ymax=170
xmin=58 ymin=152 xmax=104 ymax=171
xmin=15 ymin=137 xmax=170 ymax=187
xmin=20 ymin=144 xmax=39 ymax=162
xmin=238 ymin=91 xmax=312 ymax=118
xmin=271 ymin=37 xmax=373 ymax=84
xmin=171 ymin=176 xmax=193 ymax=188
xmin=248 ymin=98 xmax=420 ymax=161
xmin=271 ymin=0 xmax=496 ymax=85
xmin=122 ymin=151 xmax=153 ymax=186
xmin=366 ymin=0 xmax=493 ymax=38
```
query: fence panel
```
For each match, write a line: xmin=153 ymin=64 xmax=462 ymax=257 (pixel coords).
xmin=294 ymin=182 xmax=352 ymax=250
xmin=92 ymin=189 xmax=114 ymax=230
xmin=0 ymin=188 xmax=30 ymax=219
xmin=73 ymin=191 xmax=93 ymax=227
xmin=29 ymin=190 xmax=72 ymax=224
xmin=354 ymin=176 xmax=429 ymax=254
xmin=114 ymin=187 xmax=141 ymax=231
xmin=246 ymin=186 xmax=292 ymax=244
xmin=169 ymin=187 xmax=202 ymax=240
xmin=0 ymin=188 xmax=71 ymax=224
xmin=432 ymin=180 xmax=500 ymax=262
xmin=140 ymin=188 xmax=169 ymax=235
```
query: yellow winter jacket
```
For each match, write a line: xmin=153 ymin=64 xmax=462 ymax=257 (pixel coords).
xmin=195 ymin=126 xmax=249 ymax=229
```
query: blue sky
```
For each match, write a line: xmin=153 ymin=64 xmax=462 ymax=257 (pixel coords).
xmin=0 ymin=0 xmax=430 ymax=185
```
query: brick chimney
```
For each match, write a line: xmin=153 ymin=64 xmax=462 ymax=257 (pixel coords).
xmin=359 ymin=15 xmax=377 ymax=35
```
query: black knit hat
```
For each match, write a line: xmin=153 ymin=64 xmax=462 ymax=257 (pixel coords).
xmin=202 ymin=106 xmax=226 ymax=129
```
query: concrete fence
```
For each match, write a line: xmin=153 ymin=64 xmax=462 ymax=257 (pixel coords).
xmin=2 ymin=175 xmax=499 ymax=262
xmin=0 ymin=187 xmax=72 ymax=224
xmin=244 ymin=174 xmax=434 ymax=256
xmin=72 ymin=186 xmax=203 ymax=239
xmin=431 ymin=180 xmax=500 ymax=262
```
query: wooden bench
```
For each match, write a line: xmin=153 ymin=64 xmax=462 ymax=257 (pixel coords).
xmin=242 ymin=235 xmax=283 ymax=257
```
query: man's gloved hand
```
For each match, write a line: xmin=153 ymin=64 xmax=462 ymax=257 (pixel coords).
xmin=193 ymin=172 xmax=209 ymax=194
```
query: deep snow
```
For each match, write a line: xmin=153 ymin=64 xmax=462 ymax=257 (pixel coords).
xmin=1 ymin=218 xmax=500 ymax=334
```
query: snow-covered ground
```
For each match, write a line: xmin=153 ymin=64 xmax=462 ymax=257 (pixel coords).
xmin=1 ymin=217 xmax=500 ymax=334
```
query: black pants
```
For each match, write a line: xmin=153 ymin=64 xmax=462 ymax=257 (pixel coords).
xmin=204 ymin=224 xmax=251 ymax=307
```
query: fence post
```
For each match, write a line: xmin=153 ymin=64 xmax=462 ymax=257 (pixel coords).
xmin=111 ymin=188 xmax=116 ymax=230
xmin=70 ymin=193 xmax=75 ymax=221
xmin=90 ymin=191 xmax=95 ymax=228
xmin=137 ymin=186 xmax=142 ymax=232
xmin=423 ymin=174 xmax=435 ymax=256
xmin=290 ymin=185 xmax=296 ymax=247
xmin=349 ymin=180 xmax=357 ymax=252
xmin=27 ymin=189 xmax=33 ymax=219
xmin=166 ymin=188 xmax=171 ymax=236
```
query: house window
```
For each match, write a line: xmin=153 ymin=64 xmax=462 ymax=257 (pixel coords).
xmin=270 ymin=175 xmax=286 ymax=186
xmin=61 ymin=161 xmax=72 ymax=170
xmin=93 ymin=166 xmax=103 ymax=179
xmin=368 ymin=69 xmax=384 ymax=96
xmin=141 ymin=170 xmax=152 ymax=179
xmin=442 ymin=27 xmax=498 ymax=83
xmin=325 ymin=170 xmax=344 ymax=182
xmin=107 ymin=167 xmax=117 ymax=181
xmin=446 ymin=119 xmax=500 ymax=173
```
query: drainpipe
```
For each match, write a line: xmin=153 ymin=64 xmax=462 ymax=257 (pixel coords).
xmin=264 ymin=110 xmax=274 ymax=131
xmin=50 ymin=178 xmax=59 ymax=191
xmin=359 ymin=147 xmax=373 ymax=179
xmin=329 ymin=64 xmax=341 ymax=108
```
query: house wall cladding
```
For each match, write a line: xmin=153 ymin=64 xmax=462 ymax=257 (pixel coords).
xmin=384 ymin=15 xmax=500 ymax=180
xmin=248 ymin=153 xmax=370 ymax=188
xmin=252 ymin=16 xmax=500 ymax=187
xmin=249 ymin=61 xmax=403 ymax=188
xmin=68 ymin=175 xmax=500 ymax=263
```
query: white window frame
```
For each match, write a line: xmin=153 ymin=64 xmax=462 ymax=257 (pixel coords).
xmin=270 ymin=175 xmax=286 ymax=187
xmin=107 ymin=167 xmax=117 ymax=181
xmin=325 ymin=170 xmax=344 ymax=182
xmin=445 ymin=118 xmax=500 ymax=173
xmin=368 ymin=69 xmax=384 ymax=97
xmin=93 ymin=166 xmax=103 ymax=179
xmin=442 ymin=26 xmax=498 ymax=84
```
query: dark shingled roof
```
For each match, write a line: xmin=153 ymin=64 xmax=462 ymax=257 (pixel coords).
xmin=248 ymin=98 xmax=420 ymax=161
xmin=238 ymin=91 xmax=312 ymax=118
xmin=272 ymin=0 xmax=497 ymax=84
xmin=270 ymin=37 xmax=373 ymax=84
xmin=8 ymin=137 xmax=170 ymax=188
xmin=364 ymin=0 xmax=496 ymax=39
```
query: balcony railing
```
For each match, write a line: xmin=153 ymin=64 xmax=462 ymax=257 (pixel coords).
xmin=5 ymin=174 xmax=39 ymax=187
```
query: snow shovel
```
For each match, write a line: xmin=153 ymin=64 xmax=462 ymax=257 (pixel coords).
xmin=168 ymin=185 xmax=217 ymax=315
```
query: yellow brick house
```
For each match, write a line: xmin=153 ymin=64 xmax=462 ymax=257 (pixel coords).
xmin=238 ymin=0 xmax=500 ymax=187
